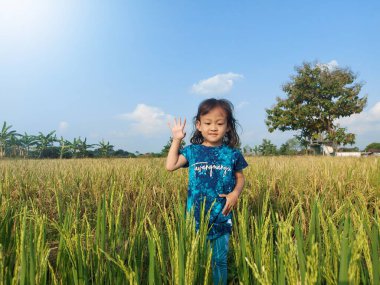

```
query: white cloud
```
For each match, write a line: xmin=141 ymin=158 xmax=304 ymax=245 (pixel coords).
xmin=316 ymin=60 xmax=339 ymax=71
xmin=191 ymin=72 xmax=243 ymax=95
xmin=118 ymin=104 xmax=174 ymax=136
xmin=336 ymin=101 xmax=380 ymax=134
xmin=58 ymin=121 xmax=68 ymax=132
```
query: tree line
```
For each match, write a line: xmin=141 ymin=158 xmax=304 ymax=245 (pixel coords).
xmin=240 ymin=138 xmax=379 ymax=156
xmin=0 ymin=122 xmax=135 ymax=159
xmin=1 ymin=121 xmax=378 ymax=159
xmin=0 ymin=122 xmax=185 ymax=159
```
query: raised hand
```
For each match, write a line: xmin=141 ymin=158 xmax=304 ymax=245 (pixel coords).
xmin=168 ymin=117 xmax=186 ymax=140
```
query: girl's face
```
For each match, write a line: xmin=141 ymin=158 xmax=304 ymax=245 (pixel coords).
xmin=196 ymin=107 xmax=230 ymax=147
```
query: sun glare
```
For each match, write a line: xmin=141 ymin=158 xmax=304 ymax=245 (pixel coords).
xmin=0 ymin=0 xmax=64 ymax=56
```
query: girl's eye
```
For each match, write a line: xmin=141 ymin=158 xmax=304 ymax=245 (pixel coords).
xmin=205 ymin=123 xmax=211 ymax=125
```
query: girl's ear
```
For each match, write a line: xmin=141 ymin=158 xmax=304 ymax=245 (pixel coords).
xmin=196 ymin=120 xmax=201 ymax=131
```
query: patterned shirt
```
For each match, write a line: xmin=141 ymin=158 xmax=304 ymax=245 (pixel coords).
xmin=180 ymin=144 xmax=248 ymax=240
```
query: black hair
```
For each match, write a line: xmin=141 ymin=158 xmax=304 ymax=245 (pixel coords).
xmin=190 ymin=98 xmax=241 ymax=148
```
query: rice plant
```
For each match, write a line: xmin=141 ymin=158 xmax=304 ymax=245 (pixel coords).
xmin=0 ymin=157 xmax=379 ymax=284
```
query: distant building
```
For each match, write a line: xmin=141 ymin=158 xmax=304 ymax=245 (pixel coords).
xmin=321 ymin=145 xmax=334 ymax=156
xmin=336 ymin=152 xmax=361 ymax=157
xmin=364 ymin=149 xmax=380 ymax=157
xmin=310 ymin=140 xmax=334 ymax=155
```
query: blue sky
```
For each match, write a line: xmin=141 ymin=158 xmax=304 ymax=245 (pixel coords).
xmin=1 ymin=0 xmax=379 ymax=152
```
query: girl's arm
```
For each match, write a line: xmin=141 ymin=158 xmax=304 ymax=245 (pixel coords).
xmin=166 ymin=118 xmax=188 ymax=171
xmin=166 ymin=138 xmax=187 ymax=171
xmin=232 ymin=171 xmax=245 ymax=196
xmin=219 ymin=170 xmax=245 ymax=215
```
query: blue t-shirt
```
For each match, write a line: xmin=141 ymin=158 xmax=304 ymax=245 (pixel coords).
xmin=180 ymin=144 xmax=248 ymax=240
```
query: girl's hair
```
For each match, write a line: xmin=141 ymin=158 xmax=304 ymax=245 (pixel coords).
xmin=190 ymin=98 xmax=241 ymax=148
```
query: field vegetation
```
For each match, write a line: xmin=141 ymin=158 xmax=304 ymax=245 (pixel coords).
xmin=0 ymin=157 xmax=379 ymax=284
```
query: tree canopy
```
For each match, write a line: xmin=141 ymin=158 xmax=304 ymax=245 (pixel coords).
xmin=258 ymin=139 xmax=277 ymax=156
xmin=365 ymin=142 xmax=380 ymax=152
xmin=161 ymin=137 xmax=186 ymax=156
xmin=266 ymin=62 xmax=367 ymax=148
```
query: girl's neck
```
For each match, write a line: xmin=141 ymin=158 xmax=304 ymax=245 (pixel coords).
xmin=201 ymin=141 xmax=223 ymax=147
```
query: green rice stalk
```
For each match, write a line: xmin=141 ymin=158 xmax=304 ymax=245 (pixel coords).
xmin=245 ymin=257 xmax=271 ymax=285
xmin=338 ymin=215 xmax=351 ymax=284
xmin=370 ymin=223 xmax=379 ymax=285
xmin=305 ymin=242 xmax=318 ymax=285
xmin=148 ymin=234 xmax=156 ymax=285
xmin=295 ymin=224 xmax=306 ymax=285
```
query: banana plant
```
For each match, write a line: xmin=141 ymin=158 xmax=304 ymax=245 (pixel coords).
xmin=96 ymin=140 xmax=114 ymax=157
xmin=58 ymin=136 xmax=73 ymax=159
xmin=35 ymin=131 xmax=57 ymax=158
xmin=72 ymin=137 xmax=94 ymax=158
xmin=7 ymin=134 xmax=22 ymax=157
xmin=19 ymin=133 xmax=38 ymax=158
xmin=0 ymin=121 xmax=19 ymax=158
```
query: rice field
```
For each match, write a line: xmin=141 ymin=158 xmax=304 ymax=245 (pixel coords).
xmin=0 ymin=156 xmax=379 ymax=284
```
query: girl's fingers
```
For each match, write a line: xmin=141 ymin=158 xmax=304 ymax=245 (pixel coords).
xmin=171 ymin=117 xmax=186 ymax=127
xmin=222 ymin=200 xmax=229 ymax=215
xmin=221 ymin=197 xmax=236 ymax=215
xmin=223 ymin=205 xmax=230 ymax=216
xmin=169 ymin=117 xmax=186 ymax=135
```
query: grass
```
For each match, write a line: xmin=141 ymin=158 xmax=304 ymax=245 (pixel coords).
xmin=0 ymin=156 xmax=379 ymax=284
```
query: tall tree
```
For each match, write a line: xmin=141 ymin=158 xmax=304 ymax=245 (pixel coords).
xmin=266 ymin=62 xmax=367 ymax=150
xmin=258 ymin=139 xmax=277 ymax=156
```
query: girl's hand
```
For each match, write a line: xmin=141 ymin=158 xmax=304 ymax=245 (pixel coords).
xmin=219 ymin=191 xmax=239 ymax=216
xmin=168 ymin=117 xmax=186 ymax=140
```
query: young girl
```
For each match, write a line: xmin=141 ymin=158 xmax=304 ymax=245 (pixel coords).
xmin=166 ymin=98 xmax=248 ymax=285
